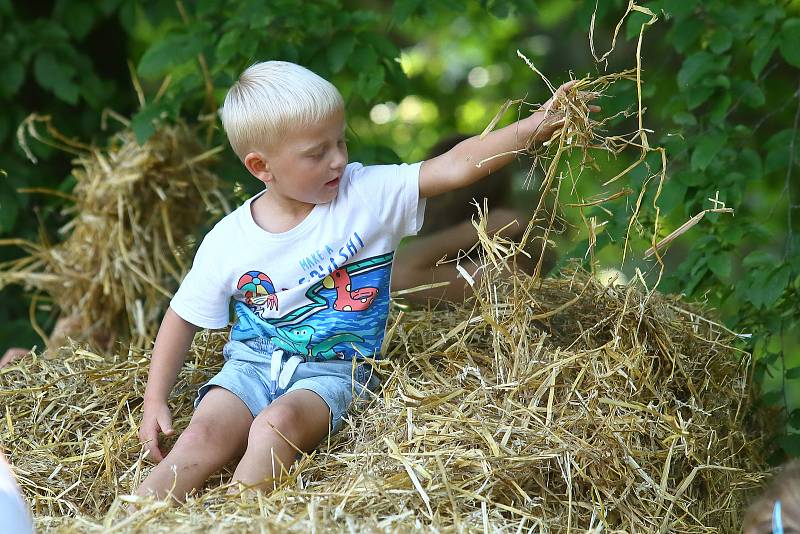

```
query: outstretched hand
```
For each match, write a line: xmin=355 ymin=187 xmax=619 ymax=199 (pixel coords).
xmin=528 ymin=80 xmax=601 ymax=142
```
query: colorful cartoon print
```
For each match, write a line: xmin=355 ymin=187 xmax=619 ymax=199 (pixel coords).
xmin=322 ymin=267 xmax=378 ymax=311
xmin=237 ymin=270 xmax=278 ymax=313
xmin=270 ymin=324 xmax=364 ymax=361
xmin=230 ymin=253 xmax=395 ymax=360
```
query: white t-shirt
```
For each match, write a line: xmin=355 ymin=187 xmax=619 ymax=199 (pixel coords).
xmin=171 ymin=161 xmax=425 ymax=361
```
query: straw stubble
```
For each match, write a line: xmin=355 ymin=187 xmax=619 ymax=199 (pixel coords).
xmin=1 ymin=267 xmax=766 ymax=532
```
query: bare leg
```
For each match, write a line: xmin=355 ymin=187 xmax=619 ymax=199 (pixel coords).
xmin=231 ymin=389 xmax=331 ymax=491
xmin=136 ymin=387 xmax=253 ymax=502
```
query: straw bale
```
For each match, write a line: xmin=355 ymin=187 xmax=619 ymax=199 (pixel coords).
xmin=1 ymin=117 xmax=228 ymax=351
xmin=1 ymin=266 xmax=767 ymax=532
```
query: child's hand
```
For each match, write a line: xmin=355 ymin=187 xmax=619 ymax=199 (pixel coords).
xmin=138 ymin=401 xmax=175 ymax=462
xmin=526 ymin=80 xmax=601 ymax=142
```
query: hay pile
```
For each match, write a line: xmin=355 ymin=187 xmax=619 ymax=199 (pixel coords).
xmin=1 ymin=116 xmax=228 ymax=350
xmin=0 ymin=8 xmax=768 ymax=530
xmin=1 ymin=266 xmax=766 ymax=532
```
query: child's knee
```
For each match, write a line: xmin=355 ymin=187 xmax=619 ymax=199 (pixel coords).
xmin=177 ymin=421 xmax=233 ymax=456
xmin=247 ymin=403 xmax=300 ymax=446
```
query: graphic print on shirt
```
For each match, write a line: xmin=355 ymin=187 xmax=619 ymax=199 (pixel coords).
xmin=231 ymin=253 xmax=393 ymax=361
xmin=324 ymin=267 xmax=378 ymax=311
xmin=236 ymin=271 xmax=278 ymax=317
xmin=270 ymin=324 xmax=364 ymax=360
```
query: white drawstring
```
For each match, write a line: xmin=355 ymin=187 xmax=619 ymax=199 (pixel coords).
xmin=269 ymin=349 xmax=304 ymax=394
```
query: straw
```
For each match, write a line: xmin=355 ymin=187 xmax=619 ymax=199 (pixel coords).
xmin=2 ymin=116 xmax=229 ymax=351
xmin=0 ymin=267 xmax=767 ymax=532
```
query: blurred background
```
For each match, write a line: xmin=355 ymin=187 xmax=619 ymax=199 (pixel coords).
xmin=0 ymin=0 xmax=798 ymax=459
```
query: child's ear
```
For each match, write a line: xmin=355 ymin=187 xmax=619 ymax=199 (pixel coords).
xmin=244 ymin=151 xmax=273 ymax=185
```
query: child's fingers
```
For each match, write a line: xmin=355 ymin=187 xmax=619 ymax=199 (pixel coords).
xmin=158 ymin=411 xmax=175 ymax=436
xmin=558 ymin=80 xmax=578 ymax=93
xmin=147 ymin=445 xmax=164 ymax=463
xmin=139 ymin=420 xmax=164 ymax=462
xmin=142 ymin=433 xmax=164 ymax=462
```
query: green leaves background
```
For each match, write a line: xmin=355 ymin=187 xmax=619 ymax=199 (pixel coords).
xmin=1 ymin=0 xmax=799 ymax=459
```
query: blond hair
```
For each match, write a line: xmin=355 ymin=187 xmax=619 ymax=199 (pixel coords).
xmin=744 ymin=460 xmax=800 ymax=533
xmin=220 ymin=61 xmax=344 ymax=159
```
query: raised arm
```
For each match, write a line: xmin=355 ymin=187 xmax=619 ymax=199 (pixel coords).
xmin=419 ymin=81 xmax=588 ymax=199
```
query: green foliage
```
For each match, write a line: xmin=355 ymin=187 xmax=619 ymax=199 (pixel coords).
xmin=1 ymin=0 xmax=799 ymax=460
xmin=626 ymin=0 xmax=800 ymax=461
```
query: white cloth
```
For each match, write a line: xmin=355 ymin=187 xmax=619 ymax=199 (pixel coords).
xmin=0 ymin=458 xmax=33 ymax=534
xmin=171 ymin=161 xmax=425 ymax=361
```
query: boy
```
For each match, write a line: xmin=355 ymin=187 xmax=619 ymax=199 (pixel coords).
xmin=136 ymin=60 xmax=587 ymax=501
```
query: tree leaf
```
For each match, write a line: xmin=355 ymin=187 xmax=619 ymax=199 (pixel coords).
xmin=131 ymin=103 xmax=165 ymax=144
xmin=674 ymin=169 xmax=705 ymax=186
xmin=33 ymin=52 xmax=79 ymax=104
xmin=737 ymin=148 xmax=762 ymax=178
xmin=360 ymin=66 xmax=385 ymax=102
xmin=327 ymin=34 xmax=357 ymax=73
xmin=667 ymin=16 xmax=702 ymax=53
xmin=365 ymin=32 xmax=400 ymax=60
xmin=0 ymin=61 xmax=24 ymax=97
xmin=392 ymin=0 xmax=423 ymax=25
xmin=61 ymin=0 xmax=96 ymax=39
xmin=764 ymin=265 xmax=792 ymax=307
xmin=788 ymin=409 xmax=800 ymax=428
xmin=732 ymin=80 xmax=765 ymax=108
xmin=677 ymin=52 xmax=716 ymax=88
xmin=743 ymin=250 xmax=776 ymax=268
xmin=764 ymin=129 xmax=796 ymax=174
xmin=215 ymin=32 xmax=240 ymax=66
xmin=138 ymin=33 xmax=203 ymax=78
xmin=690 ymin=130 xmax=727 ymax=171
xmin=751 ymin=28 xmax=777 ymax=78
xmin=708 ymin=253 xmax=732 ymax=280
xmin=779 ymin=18 xmax=800 ymax=68
xmin=786 ymin=366 xmax=800 ymax=380
xmin=685 ymin=86 xmax=714 ymax=110
xmin=625 ymin=11 xmax=651 ymax=40
xmin=672 ymin=111 xmax=696 ymax=126
xmin=349 ymin=44 xmax=378 ymax=71
xmin=709 ymin=28 xmax=733 ymax=54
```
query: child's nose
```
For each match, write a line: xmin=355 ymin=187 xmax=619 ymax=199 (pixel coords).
xmin=331 ymin=145 xmax=347 ymax=169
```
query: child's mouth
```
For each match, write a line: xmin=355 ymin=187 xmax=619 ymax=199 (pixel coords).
xmin=325 ymin=176 xmax=340 ymax=187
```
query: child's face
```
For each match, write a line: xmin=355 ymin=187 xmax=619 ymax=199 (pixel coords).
xmin=261 ymin=109 xmax=348 ymax=206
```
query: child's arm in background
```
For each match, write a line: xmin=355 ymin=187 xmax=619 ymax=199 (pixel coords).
xmin=392 ymin=209 xmax=525 ymax=302
xmin=419 ymin=81 xmax=595 ymax=199
xmin=138 ymin=307 xmax=198 ymax=462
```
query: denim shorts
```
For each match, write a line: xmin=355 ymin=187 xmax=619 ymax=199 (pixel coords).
xmin=195 ymin=338 xmax=381 ymax=433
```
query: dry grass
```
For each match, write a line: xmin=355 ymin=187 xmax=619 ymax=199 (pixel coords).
xmin=1 ymin=266 xmax=767 ymax=532
xmin=1 ymin=115 xmax=228 ymax=351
